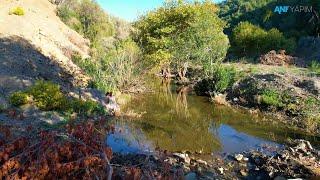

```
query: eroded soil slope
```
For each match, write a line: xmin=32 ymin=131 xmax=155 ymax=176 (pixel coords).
xmin=0 ymin=0 xmax=90 ymax=95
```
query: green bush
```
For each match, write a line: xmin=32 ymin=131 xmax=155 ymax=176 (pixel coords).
xmin=194 ymin=78 xmax=214 ymax=96
xmin=9 ymin=7 xmax=25 ymax=16
xmin=0 ymin=104 xmax=5 ymax=112
xmin=27 ymin=81 xmax=66 ymax=111
xmin=195 ymin=65 xmax=237 ymax=95
xmin=134 ymin=1 xmax=229 ymax=73
xmin=8 ymin=81 xmax=108 ymax=116
xmin=212 ymin=66 xmax=237 ymax=93
xmin=261 ymin=89 xmax=284 ymax=108
xmin=308 ymin=60 xmax=320 ymax=75
xmin=57 ymin=0 xmax=114 ymax=43
xmin=232 ymin=21 xmax=296 ymax=57
xmin=9 ymin=91 xmax=29 ymax=106
xmin=71 ymin=99 xmax=106 ymax=116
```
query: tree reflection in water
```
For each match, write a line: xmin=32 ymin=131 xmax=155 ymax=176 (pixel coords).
xmin=114 ymin=77 xmax=320 ymax=154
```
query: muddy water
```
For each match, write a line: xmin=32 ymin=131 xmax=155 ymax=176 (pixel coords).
xmin=107 ymin=78 xmax=319 ymax=155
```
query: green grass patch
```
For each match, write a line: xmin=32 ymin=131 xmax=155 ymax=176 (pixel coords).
xmin=27 ymin=81 xmax=67 ymax=111
xmin=308 ymin=60 xmax=320 ymax=75
xmin=9 ymin=91 xmax=30 ymax=107
xmin=9 ymin=80 xmax=108 ymax=117
xmin=261 ymin=89 xmax=284 ymax=108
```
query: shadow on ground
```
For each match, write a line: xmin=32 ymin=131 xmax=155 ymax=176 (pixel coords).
xmin=0 ymin=35 xmax=75 ymax=96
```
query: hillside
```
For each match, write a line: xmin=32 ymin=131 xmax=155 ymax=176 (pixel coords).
xmin=0 ymin=0 xmax=91 ymax=95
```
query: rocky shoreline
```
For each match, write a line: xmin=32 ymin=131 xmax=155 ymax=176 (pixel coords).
xmin=111 ymin=140 xmax=320 ymax=179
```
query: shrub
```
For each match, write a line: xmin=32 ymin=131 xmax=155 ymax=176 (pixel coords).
xmin=9 ymin=92 xmax=29 ymax=106
xmin=57 ymin=0 xmax=114 ymax=43
xmin=71 ymin=99 xmax=106 ymax=116
xmin=211 ymin=66 xmax=237 ymax=93
xmin=308 ymin=60 xmax=320 ymax=75
xmin=134 ymin=1 xmax=229 ymax=73
xmin=260 ymin=89 xmax=284 ymax=108
xmin=27 ymin=81 xmax=66 ymax=111
xmin=9 ymin=7 xmax=25 ymax=16
xmin=195 ymin=65 xmax=237 ymax=96
xmin=194 ymin=78 xmax=214 ymax=96
xmin=232 ymin=21 xmax=296 ymax=57
xmin=0 ymin=105 xmax=5 ymax=112
xmin=58 ymin=1 xmax=142 ymax=93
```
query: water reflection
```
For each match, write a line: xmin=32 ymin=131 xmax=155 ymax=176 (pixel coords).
xmin=108 ymin=78 xmax=319 ymax=154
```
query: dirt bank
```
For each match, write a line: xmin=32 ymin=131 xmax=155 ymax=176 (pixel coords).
xmin=228 ymin=72 xmax=320 ymax=133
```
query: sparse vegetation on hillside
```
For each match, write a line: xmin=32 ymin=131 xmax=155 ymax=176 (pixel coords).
xmin=1 ymin=0 xmax=320 ymax=179
xmin=9 ymin=6 xmax=25 ymax=16
xmin=27 ymin=81 xmax=66 ymax=111
xmin=8 ymin=80 xmax=107 ymax=116
xmin=57 ymin=0 xmax=114 ymax=44
xmin=57 ymin=0 xmax=142 ymax=92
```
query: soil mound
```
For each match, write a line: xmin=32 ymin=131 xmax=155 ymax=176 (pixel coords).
xmin=259 ymin=50 xmax=299 ymax=66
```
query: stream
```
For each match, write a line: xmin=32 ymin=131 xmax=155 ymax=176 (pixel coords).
xmin=106 ymin=78 xmax=319 ymax=156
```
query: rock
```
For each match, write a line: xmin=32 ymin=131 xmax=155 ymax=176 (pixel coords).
xmin=164 ymin=157 xmax=177 ymax=165
xmin=196 ymin=159 xmax=207 ymax=166
xmin=212 ymin=94 xmax=230 ymax=106
xmin=240 ymin=169 xmax=248 ymax=176
xmin=184 ymin=172 xmax=196 ymax=180
xmin=183 ymin=165 xmax=190 ymax=172
xmin=197 ymin=166 xmax=202 ymax=173
xmin=235 ymin=154 xmax=244 ymax=161
xmin=305 ymin=141 xmax=313 ymax=151
xmin=294 ymin=139 xmax=313 ymax=152
xmin=218 ymin=167 xmax=224 ymax=174
xmin=173 ymin=152 xmax=191 ymax=164
xmin=294 ymin=79 xmax=320 ymax=96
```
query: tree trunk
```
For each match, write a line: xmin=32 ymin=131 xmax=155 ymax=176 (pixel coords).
xmin=178 ymin=62 xmax=188 ymax=82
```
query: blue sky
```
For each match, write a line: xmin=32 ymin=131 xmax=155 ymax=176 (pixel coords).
xmin=96 ymin=0 xmax=223 ymax=22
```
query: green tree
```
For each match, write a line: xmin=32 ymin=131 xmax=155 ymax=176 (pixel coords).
xmin=57 ymin=0 xmax=114 ymax=45
xmin=232 ymin=21 xmax=295 ymax=57
xmin=134 ymin=0 xmax=229 ymax=75
xmin=218 ymin=0 xmax=320 ymax=38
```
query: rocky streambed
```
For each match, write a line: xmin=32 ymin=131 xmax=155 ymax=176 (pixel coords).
xmin=110 ymin=140 xmax=320 ymax=179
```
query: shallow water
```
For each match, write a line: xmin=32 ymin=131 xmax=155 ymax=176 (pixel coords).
xmin=107 ymin=78 xmax=319 ymax=155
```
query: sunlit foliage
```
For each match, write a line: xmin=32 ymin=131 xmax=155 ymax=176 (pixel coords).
xmin=134 ymin=0 xmax=229 ymax=74
xmin=232 ymin=21 xmax=296 ymax=57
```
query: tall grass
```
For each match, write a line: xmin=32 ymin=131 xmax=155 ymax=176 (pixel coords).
xmin=308 ymin=60 xmax=320 ymax=75
xmin=72 ymin=39 xmax=141 ymax=92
